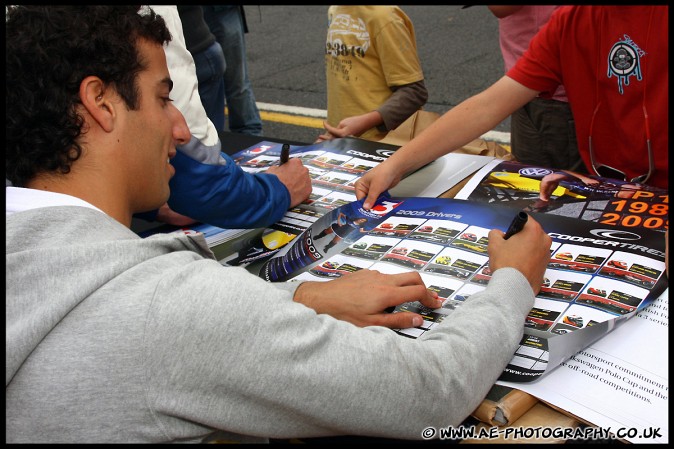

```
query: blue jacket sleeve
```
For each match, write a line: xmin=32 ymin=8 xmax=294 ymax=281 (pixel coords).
xmin=167 ymin=136 xmax=291 ymax=229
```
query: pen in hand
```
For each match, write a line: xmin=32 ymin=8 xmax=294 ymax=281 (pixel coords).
xmin=280 ymin=143 xmax=290 ymax=165
xmin=503 ymin=211 xmax=528 ymax=240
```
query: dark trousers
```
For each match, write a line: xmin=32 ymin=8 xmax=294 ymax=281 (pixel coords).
xmin=510 ymin=97 xmax=584 ymax=172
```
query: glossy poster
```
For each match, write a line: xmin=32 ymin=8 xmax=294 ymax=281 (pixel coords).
xmin=261 ymin=195 xmax=667 ymax=383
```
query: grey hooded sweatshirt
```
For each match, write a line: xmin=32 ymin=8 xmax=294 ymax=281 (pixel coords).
xmin=6 ymin=205 xmax=534 ymax=443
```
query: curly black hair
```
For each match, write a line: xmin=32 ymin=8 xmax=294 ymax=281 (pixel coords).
xmin=5 ymin=5 xmax=172 ymax=187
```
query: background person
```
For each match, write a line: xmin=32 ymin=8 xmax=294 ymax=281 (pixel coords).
xmin=202 ymin=5 xmax=263 ymax=136
xmin=317 ymin=5 xmax=428 ymax=142
xmin=6 ymin=5 xmax=553 ymax=443
xmin=145 ymin=5 xmax=312 ymax=229
xmin=355 ymin=5 xmax=668 ymax=210
xmin=177 ymin=5 xmax=227 ymax=133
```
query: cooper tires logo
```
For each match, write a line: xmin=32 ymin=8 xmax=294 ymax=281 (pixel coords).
xmin=589 ymin=229 xmax=641 ymax=241
xmin=376 ymin=149 xmax=395 ymax=158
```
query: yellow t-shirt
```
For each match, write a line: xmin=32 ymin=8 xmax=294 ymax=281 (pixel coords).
xmin=325 ymin=6 xmax=424 ymax=140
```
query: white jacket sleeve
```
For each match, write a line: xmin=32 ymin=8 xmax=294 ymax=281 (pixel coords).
xmin=148 ymin=5 xmax=219 ymax=146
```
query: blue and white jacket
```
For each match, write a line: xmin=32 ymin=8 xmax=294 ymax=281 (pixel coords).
xmin=142 ymin=6 xmax=289 ymax=229
xmin=167 ymin=137 xmax=289 ymax=229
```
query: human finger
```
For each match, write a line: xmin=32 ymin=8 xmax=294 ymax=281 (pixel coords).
xmin=370 ymin=311 xmax=425 ymax=329
xmin=322 ymin=120 xmax=341 ymax=134
xmin=354 ymin=173 xmax=371 ymax=202
xmin=380 ymin=283 xmax=442 ymax=312
xmin=384 ymin=271 xmax=441 ymax=309
xmin=354 ymin=172 xmax=385 ymax=210
xmin=315 ymin=133 xmax=332 ymax=143
xmin=538 ymin=180 xmax=558 ymax=201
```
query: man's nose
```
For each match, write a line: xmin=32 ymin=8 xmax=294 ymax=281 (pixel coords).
xmin=171 ymin=104 xmax=191 ymax=146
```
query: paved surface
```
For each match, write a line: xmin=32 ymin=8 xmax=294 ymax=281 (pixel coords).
xmin=239 ymin=5 xmax=508 ymax=144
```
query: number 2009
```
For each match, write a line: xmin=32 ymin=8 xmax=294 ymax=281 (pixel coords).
xmin=600 ymin=213 xmax=667 ymax=229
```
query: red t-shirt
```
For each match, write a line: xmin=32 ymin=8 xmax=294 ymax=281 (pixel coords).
xmin=507 ymin=6 xmax=668 ymax=189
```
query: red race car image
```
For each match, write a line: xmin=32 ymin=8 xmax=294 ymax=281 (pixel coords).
xmin=563 ymin=315 xmax=584 ymax=328
xmin=578 ymin=295 xmax=635 ymax=315
xmin=460 ymin=232 xmax=477 ymax=242
xmin=554 ymin=252 xmax=573 ymax=261
xmin=607 ymin=260 xmax=628 ymax=270
xmin=587 ymin=287 xmax=607 ymax=297
xmin=600 ymin=266 xmax=656 ymax=288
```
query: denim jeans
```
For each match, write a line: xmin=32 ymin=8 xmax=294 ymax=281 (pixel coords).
xmin=192 ymin=41 xmax=227 ymax=133
xmin=202 ymin=5 xmax=262 ymax=136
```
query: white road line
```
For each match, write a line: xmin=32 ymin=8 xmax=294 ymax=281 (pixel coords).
xmin=255 ymin=102 xmax=511 ymax=144
xmin=256 ymin=102 xmax=327 ymax=118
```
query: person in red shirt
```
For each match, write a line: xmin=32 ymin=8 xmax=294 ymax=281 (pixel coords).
xmin=356 ymin=5 xmax=668 ymax=211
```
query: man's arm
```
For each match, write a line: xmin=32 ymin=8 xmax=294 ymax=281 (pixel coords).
xmin=292 ymin=214 xmax=551 ymax=329
xmin=151 ymin=232 xmax=546 ymax=436
xmin=167 ymin=145 xmax=294 ymax=229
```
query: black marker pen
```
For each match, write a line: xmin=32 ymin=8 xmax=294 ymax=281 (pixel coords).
xmin=280 ymin=143 xmax=290 ymax=165
xmin=503 ymin=211 xmax=528 ymax=240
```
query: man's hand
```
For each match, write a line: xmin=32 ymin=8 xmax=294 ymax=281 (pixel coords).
xmin=293 ymin=270 xmax=441 ymax=329
xmin=266 ymin=158 xmax=312 ymax=208
xmin=156 ymin=203 xmax=197 ymax=226
xmin=487 ymin=215 xmax=552 ymax=294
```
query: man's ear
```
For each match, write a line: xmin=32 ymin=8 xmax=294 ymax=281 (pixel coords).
xmin=79 ymin=76 xmax=115 ymax=133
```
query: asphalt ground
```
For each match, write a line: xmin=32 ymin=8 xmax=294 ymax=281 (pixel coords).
xmin=238 ymin=5 xmax=510 ymax=145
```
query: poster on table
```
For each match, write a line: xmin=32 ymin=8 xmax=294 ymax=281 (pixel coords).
xmin=259 ymin=195 xmax=667 ymax=384
xmin=221 ymin=138 xmax=402 ymax=267
xmin=455 ymin=159 xmax=668 ymax=232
